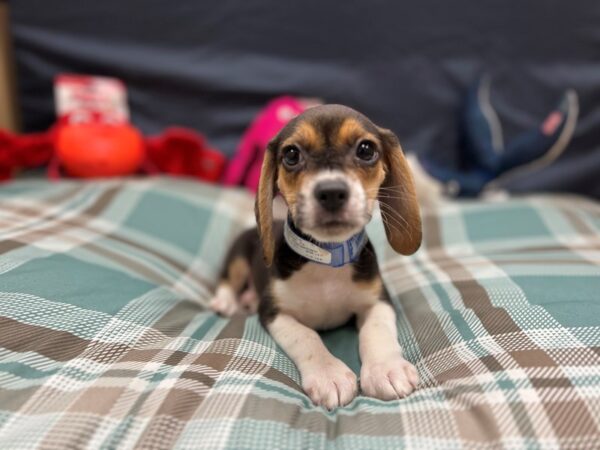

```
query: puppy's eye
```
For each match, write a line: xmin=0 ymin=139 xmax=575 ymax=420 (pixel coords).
xmin=282 ymin=146 xmax=302 ymax=167
xmin=356 ymin=140 xmax=378 ymax=162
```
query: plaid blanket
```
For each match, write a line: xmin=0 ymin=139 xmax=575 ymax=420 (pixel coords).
xmin=0 ymin=178 xmax=598 ymax=449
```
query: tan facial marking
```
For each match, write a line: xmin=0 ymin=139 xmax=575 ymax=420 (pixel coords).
xmin=336 ymin=118 xmax=379 ymax=149
xmin=277 ymin=168 xmax=307 ymax=215
xmin=282 ymin=121 xmax=323 ymax=151
xmin=354 ymin=163 xmax=386 ymax=201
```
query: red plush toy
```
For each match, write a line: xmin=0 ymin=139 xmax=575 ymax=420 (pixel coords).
xmin=0 ymin=125 xmax=226 ymax=182
xmin=145 ymin=127 xmax=226 ymax=183
xmin=0 ymin=129 xmax=54 ymax=180
xmin=1 ymin=74 xmax=226 ymax=182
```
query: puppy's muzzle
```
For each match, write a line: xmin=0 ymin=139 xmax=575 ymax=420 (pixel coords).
xmin=314 ymin=179 xmax=349 ymax=213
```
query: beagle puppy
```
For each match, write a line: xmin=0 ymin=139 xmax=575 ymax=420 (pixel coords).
xmin=210 ymin=105 xmax=422 ymax=409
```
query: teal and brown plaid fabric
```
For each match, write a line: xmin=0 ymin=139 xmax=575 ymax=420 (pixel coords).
xmin=0 ymin=178 xmax=598 ymax=449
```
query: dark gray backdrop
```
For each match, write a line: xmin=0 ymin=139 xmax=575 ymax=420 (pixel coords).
xmin=10 ymin=0 xmax=600 ymax=196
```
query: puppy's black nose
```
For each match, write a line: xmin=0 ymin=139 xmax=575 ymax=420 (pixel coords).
xmin=314 ymin=180 xmax=349 ymax=212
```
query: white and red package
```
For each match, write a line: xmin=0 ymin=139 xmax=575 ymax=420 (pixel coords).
xmin=54 ymin=74 xmax=130 ymax=125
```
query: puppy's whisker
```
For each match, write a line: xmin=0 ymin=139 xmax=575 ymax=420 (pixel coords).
xmin=377 ymin=193 xmax=418 ymax=202
xmin=379 ymin=206 xmax=409 ymax=233
xmin=379 ymin=210 xmax=409 ymax=238
xmin=367 ymin=192 xmax=415 ymax=202
xmin=374 ymin=186 xmax=418 ymax=198
xmin=377 ymin=194 xmax=417 ymax=201
xmin=379 ymin=202 xmax=410 ymax=228
xmin=377 ymin=184 xmax=415 ymax=191
xmin=379 ymin=203 xmax=414 ymax=241
xmin=366 ymin=187 xmax=417 ymax=199
xmin=381 ymin=210 xmax=413 ymax=242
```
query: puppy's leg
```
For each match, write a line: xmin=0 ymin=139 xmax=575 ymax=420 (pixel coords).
xmin=210 ymin=228 xmax=258 ymax=317
xmin=357 ymin=301 xmax=419 ymax=400
xmin=268 ymin=313 xmax=357 ymax=409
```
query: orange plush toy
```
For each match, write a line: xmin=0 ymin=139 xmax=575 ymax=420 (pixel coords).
xmin=54 ymin=122 xmax=145 ymax=178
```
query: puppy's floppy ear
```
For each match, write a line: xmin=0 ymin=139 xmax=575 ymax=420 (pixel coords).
xmin=255 ymin=139 xmax=278 ymax=267
xmin=378 ymin=128 xmax=422 ymax=255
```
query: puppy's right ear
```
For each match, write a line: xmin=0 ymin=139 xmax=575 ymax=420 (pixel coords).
xmin=255 ymin=140 xmax=278 ymax=267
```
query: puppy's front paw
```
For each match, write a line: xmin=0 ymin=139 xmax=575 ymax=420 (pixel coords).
xmin=301 ymin=358 xmax=358 ymax=410
xmin=360 ymin=356 xmax=419 ymax=400
xmin=209 ymin=285 xmax=239 ymax=317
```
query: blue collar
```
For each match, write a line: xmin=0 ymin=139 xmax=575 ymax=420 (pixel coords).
xmin=283 ymin=217 xmax=367 ymax=268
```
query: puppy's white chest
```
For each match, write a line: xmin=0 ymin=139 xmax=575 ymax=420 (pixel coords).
xmin=272 ymin=263 xmax=378 ymax=330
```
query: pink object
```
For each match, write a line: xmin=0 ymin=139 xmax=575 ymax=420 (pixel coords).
xmin=222 ymin=96 xmax=317 ymax=191
xmin=541 ymin=111 xmax=564 ymax=136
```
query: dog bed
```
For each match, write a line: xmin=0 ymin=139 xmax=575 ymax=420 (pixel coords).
xmin=0 ymin=178 xmax=598 ymax=449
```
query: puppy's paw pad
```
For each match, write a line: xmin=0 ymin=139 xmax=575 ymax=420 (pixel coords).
xmin=360 ymin=357 xmax=419 ymax=400
xmin=302 ymin=359 xmax=357 ymax=410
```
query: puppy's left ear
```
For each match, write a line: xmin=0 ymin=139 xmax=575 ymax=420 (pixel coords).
xmin=378 ymin=128 xmax=422 ymax=255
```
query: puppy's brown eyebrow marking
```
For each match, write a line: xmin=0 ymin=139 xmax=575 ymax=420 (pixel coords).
xmin=336 ymin=118 xmax=378 ymax=148
xmin=282 ymin=122 xmax=323 ymax=150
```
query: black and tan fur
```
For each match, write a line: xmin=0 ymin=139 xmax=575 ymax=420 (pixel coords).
xmin=210 ymin=105 xmax=422 ymax=409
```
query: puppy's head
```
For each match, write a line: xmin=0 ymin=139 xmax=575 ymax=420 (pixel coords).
xmin=256 ymin=104 xmax=421 ymax=266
